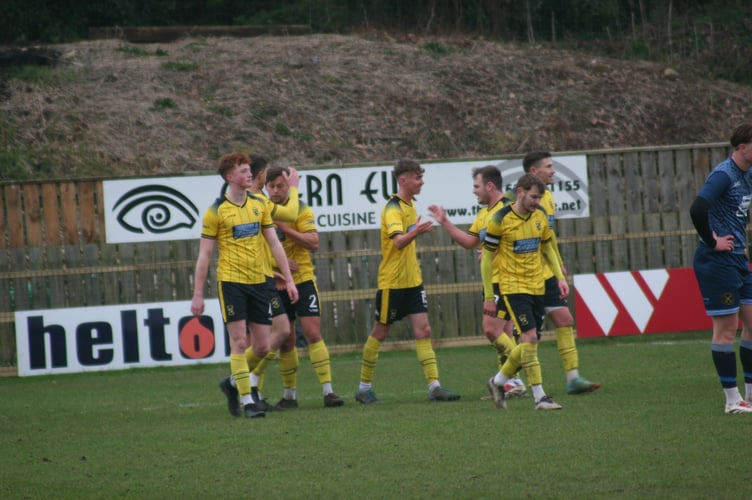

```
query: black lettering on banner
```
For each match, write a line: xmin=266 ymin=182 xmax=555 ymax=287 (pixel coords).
xmin=121 ymin=310 xmax=140 ymax=363
xmin=27 ymin=316 xmax=67 ymax=369
xmin=305 ymin=174 xmax=343 ymax=207
xmin=145 ymin=308 xmax=172 ymax=361
xmin=76 ymin=321 xmax=114 ymax=366
xmin=361 ymin=171 xmax=397 ymax=203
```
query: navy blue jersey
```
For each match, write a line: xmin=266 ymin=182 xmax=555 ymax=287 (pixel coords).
xmin=696 ymin=157 xmax=752 ymax=255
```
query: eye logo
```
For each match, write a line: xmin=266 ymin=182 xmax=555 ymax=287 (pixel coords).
xmin=113 ymin=185 xmax=199 ymax=234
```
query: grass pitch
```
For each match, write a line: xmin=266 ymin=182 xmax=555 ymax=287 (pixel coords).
xmin=1 ymin=331 xmax=745 ymax=499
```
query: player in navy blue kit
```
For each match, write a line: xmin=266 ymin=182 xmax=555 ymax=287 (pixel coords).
xmin=690 ymin=123 xmax=752 ymax=414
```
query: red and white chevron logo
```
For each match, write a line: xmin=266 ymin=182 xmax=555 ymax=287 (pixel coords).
xmin=573 ymin=268 xmax=712 ymax=337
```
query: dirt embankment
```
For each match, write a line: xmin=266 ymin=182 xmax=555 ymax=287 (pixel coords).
xmin=2 ymin=31 xmax=749 ymax=179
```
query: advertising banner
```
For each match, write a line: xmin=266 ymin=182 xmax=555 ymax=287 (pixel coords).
xmin=574 ymin=268 xmax=712 ymax=337
xmin=15 ymin=300 xmax=228 ymax=376
xmin=103 ymin=155 xmax=588 ymax=243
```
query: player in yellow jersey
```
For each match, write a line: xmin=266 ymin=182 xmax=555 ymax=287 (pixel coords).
xmin=217 ymin=154 xmax=304 ymax=415
xmin=427 ymin=165 xmax=519 ymax=391
xmin=262 ymin=165 xmax=344 ymax=408
xmin=502 ymin=152 xmax=600 ymax=395
xmin=191 ymin=152 xmax=298 ymax=419
xmin=483 ymin=174 xmax=567 ymax=410
xmin=354 ymin=159 xmax=461 ymax=404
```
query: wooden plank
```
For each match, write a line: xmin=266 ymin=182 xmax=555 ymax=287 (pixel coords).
xmin=154 ymin=241 xmax=175 ymax=301
xmin=588 ymin=154 xmax=608 ymax=218
xmin=674 ymin=149 xmax=695 ymax=267
xmin=22 ymin=184 xmax=43 ymax=247
xmin=6 ymin=185 xmax=24 ymax=248
xmin=98 ymin=243 xmax=121 ymax=304
xmin=135 ymin=243 xmax=156 ymax=302
xmin=62 ymin=244 xmax=86 ymax=307
xmin=602 ymin=152 xmax=627 ymax=272
xmin=605 ymin=154 xmax=625 ymax=216
xmin=45 ymin=246 xmax=68 ymax=308
xmin=657 ymin=151 xmax=680 ymax=267
xmin=78 ymin=181 xmax=98 ymax=244
xmin=117 ymin=244 xmax=139 ymax=304
xmin=59 ymin=182 xmax=79 ymax=245
xmin=82 ymin=244 xmax=104 ymax=306
xmin=42 ymin=183 xmax=62 ymax=246
xmin=645 ymin=212 xmax=665 ymax=269
xmin=592 ymin=216 xmax=611 ymax=273
xmin=425 ymin=229 xmax=458 ymax=339
xmin=623 ymin=152 xmax=646 ymax=270
xmin=173 ymin=240 xmax=198 ymax=301
xmin=95 ymin=181 xmax=106 ymax=242
xmin=0 ymin=186 xmax=6 ymax=249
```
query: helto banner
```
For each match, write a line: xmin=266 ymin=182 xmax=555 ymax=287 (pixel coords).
xmin=15 ymin=300 xmax=228 ymax=376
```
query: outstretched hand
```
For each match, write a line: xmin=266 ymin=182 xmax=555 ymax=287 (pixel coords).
xmin=414 ymin=216 xmax=434 ymax=234
xmin=427 ymin=204 xmax=447 ymax=224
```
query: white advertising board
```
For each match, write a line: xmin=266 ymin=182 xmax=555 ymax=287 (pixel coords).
xmin=103 ymin=155 xmax=588 ymax=243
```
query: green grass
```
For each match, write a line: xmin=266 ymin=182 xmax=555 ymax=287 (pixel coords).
xmin=3 ymin=64 xmax=76 ymax=85
xmin=0 ymin=331 xmax=745 ymax=498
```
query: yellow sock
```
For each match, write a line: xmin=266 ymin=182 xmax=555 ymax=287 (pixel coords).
xmin=520 ymin=343 xmax=542 ymax=386
xmin=252 ymin=350 xmax=277 ymax=392
xmin=556 ymin=326 xmax=579 ymax=372
xmin=360 ymin=336 xmax=382 ymax=384
xmin=279 ymin=348 xmax=299 ymax=389
xmin=501 ymin=344 xmax=522 ymax=378
xmin=231 ymin=353 xmax=251 ymax=397
xmin=493 ymin=334 xmax=516 ymax=371
xmin=415 ymin=338 xmax=439 ymax=384
xmin=308 ymin=340 xmax=332 ymax=385
xmin=245 ymin=348 xmax=264 ymax=373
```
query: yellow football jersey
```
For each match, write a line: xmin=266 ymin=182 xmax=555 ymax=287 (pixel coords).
xmin=502 ymin=189 xmax=557 ymax=280
xmin=200 ymin=192 xmax=274 ymax=284
xmin=276 ymin=201 xmax=317 ymax=284
xmin=377 ymin=195 xmax=423 ymax=289
xmin=483 ymin=204 xmax=552 ymax=295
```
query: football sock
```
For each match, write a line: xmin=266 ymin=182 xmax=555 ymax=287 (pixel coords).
xmin=231 ymin=353 xmax=251 ymax=399
xmin=555 ymin=326 xmax=579 ymax=373
xmin=308 ymin=340 xmax=332 ymax=386
xmin=531 ymin=384 xmax=545 ymax=402
xmin=500 ymin=344 xmax=522 ymax=379
xmin=415 ymin=338 xmax=439 ymax=384
xmin=711 ymin=343 xmax=738 ymax=389
xmin=360 ymin=335 xmax=382 ymax=384
xmin=245 ymin=348 xmax=264 ymax=373
xmin=739 ymin=339 xmax=752 ymax=387
xmin=494 ymin=333 xmax=516 ymax=372
xmin=519 ymin=342 xmax=542 ymax=387
xmin=279 ymin=348 xmax=299 ymax=391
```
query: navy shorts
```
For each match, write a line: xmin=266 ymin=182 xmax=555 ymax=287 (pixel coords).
xmin=278 ymin=280 xmax=320 ymax=321
xmin=543 ymin=275 xmax=567 ymax=310
xmin=374 ymin=285 xmax=428 ymax=325
xmin=492 ymin=283 xmax=509 ymax=320
xmin=219 ymin=278 xmax=281 ymax=326
xmin=693 ymin=245 xmax=752 ymax=315
xmin=501 ymin=293 xmax=545 ymax=338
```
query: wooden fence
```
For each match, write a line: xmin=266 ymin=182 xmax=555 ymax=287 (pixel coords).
xmin=0 ymin=143 xmax=731 ymax=372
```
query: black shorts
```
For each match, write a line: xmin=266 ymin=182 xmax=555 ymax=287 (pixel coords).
xmin=492 ymin=283 xmax=510 ymax=320
xmin=543 ymin=276 xmax=567 ymax=309
xmin=374 ymin=285 xmax=428 ymax=325
xmin=501 ymin=293 xmax=544 ymax=339
xmin=278 ymin=280 xmax=320 ymax=321
xmin=219 ymin=278 xmax=280 ymax=326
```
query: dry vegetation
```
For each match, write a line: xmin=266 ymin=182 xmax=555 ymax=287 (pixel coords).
xmin=2 ymin=31 xmax=752 ymax=180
